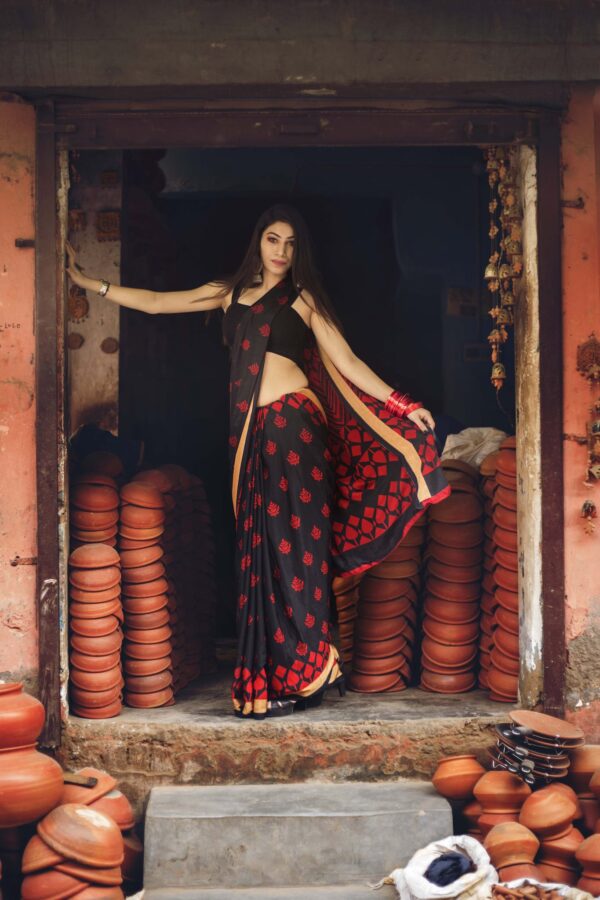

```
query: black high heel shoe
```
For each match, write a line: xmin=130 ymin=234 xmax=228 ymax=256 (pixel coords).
xmin=235 ymin=698 xmax=298 ymax=720
xmin=294 ymin=670 xmax=346 ymax=711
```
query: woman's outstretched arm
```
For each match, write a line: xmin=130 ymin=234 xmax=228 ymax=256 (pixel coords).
xmin=303 ymin=292 xmax=435 ymax=433
xmin=65 ymin=241 xmax=226 ymax=314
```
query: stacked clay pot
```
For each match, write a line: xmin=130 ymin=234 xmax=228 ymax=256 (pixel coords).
xmin=119 ymin=477 xmax=174 ymax=708
xmin=70 ymin=472 xmax=120 ymax=551
xmin=487 ymin=435 xmax=519 ymax=702
xmin=332 ymin=573 xmax=363 ymax=670
xmin=21 ymin=802 xmax=125 ymax=899
xmin=567 ymin=745 xmax=600 ymax=836
xmin=576 ymin=833 xmax=600 ymax=895
xmin=473 ymin=769 xmax=531 ymax=838
xmin=0 ymin=683 xmax=64 ymax=829
xmin=484 ymin=821 xmax=543 ymax=883
xmin=349 ymin=519 xmax=426 ymax=692
xmin=420 ymin=460 xmax=482 ymax=693
xmin=478 ymin=451 xmax=499 ymax=690
xmin=60 ymin=767 xmax=143 ymax=895
xmin=68 ymin=544 xmax=124 ymax=719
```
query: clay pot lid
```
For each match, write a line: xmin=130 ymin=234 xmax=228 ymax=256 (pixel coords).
xmin=124 ymin=639 xmax=172 ymax=660
xmin=71 ymin=528 xmax=118 ymax=545
xmin=348 ymin=670 xmax=404 ymax=693
xmin=69 ymin=567 xmax=121 ymax=593
xmin=69 ymin=630 xmax=123 ymax=656
xmin=21 ymin=833 xmax=65 ymax=874
xmin=120 ymin=481 xmax=165 ymax=510
xmin=509 ymin=710 xmax=584 ymax=743
xmin=120 ymin=504 xmax=166 ymax=529
xmin=38 ymin=803 xmax=124 ymax=868
xmin=125 ymin=608 xmax=170 ymax=631
xmin=60 ymin=767 xmax=118 ymax=807
xmin=119 ymin=524 xmax=165 ymax=541
xmin=123 ymin=594 xmax=168 ymax=615
xmin=70 ymin=615 xmax=121 ymax=638
xmin=131 ymin=468 xmax=173 ymax=493
xmin=69 ymin=664 xmax=123 ymax=693
xmin=71 ymin=484 xmax=120 ymax=513
xmin=421 ymin=639 xmax=478 ymax=669
xmin=122 ymin=561 xmax=166 ymax=585
xmin=70 ymin=683 xmax=123 ymax=709
xmin=89 ymin=789 xmax=135 ymax=831
xmin=70 ymin=699 xmax=122 ymax=720
xmin=124 ymin=623 xmax=172 ymax=644
xmin=72 ymin=472 xmax=118 ymax=490
xmin=69 ymin=650 xmax=121 ymax=674
xmin=71 ymin=509 xmax=119 ymax=530
xmin=69 ymin=598 xmax=122 ymax=620
xmin=20 ymin=867 xmax=88 ymax=899
xmin=123 ymin=656 xmax=173 ymax=677
xmin=123 ymin=669 xmax=173 ymax=695
xmin=118 ymin=545 xmax=164 ymax=569
xmin=69 ymin=584 xmax=121 ymax=604
xmin=69 ymin=546 xmax=120 ymax=575
xmin=124 ymin=686 xmax=175 ymax=708
xmin=480 ymin=451 xmax=500 ymax=477
xmin=429 ymin=492 xmax=482 ymax=525
xmin=441 ymin=458 xmax=480 ymax=481
xmin=122 ymin=577 xmax=169 ymax=599
xmin=420 ymin=669 xmax=476 ymax=693
xmin=55 ymin=860 xmax=123 ymax=886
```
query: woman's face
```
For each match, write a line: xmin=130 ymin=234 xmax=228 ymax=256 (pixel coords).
xmin=260 ymin=220 xmax=295 ymax=279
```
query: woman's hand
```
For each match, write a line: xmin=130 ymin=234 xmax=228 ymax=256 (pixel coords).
xmin=407 ymin=406 xmax=435 ymax=432
xmin=65 ymin=241 xmax=89 ymax=289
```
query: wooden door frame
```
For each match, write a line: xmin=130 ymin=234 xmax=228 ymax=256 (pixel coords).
xmin=35 ymin=96 xmax=564 ymax=746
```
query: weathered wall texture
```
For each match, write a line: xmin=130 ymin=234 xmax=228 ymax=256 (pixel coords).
xmin=0 ymin=96 xmax=37 ymax=690
xmin=562 ymin=86 xmax=600 ymax=730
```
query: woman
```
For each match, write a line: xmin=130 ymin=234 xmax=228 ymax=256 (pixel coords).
xmin=66 ymin=204 xmax=449 ymax=720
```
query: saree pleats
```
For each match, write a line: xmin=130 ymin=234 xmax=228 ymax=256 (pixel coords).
xmin=232 ymin=391 xmax=337 ymax=716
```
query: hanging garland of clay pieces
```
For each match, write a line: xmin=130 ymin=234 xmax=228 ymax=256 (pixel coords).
xmin=484 ymin=147 xmax=523 ymax=392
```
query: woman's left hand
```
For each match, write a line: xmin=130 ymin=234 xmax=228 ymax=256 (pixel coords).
xmin=407 ymin=407 xmax=435 ymax=432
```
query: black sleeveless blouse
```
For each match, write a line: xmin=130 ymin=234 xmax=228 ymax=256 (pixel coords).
xmin=223 ymin=285 xmax=309 ymax=370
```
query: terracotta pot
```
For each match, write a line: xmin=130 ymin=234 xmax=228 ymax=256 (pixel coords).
xmin=547 ymin=785 xmax=582 ymax=820
xmin=567 ymin=746 xmax=600 ymax=793
xmin=70 ymin=700 xmax=122 ymax=720
xmin=69 ymin=598 xmax=122 ymax=620
xmin=352 ymin=633 xmax=409 ymax=659
xmin=71 ymin=484 xmax=119 ymax=512
xmin=578 ymin=796 xmax=600 ymax=834
xmin=588 ymin=770 xmax=600 ymax=802
xmin=487 ymin=666 xmax=518 ymax=701
xmin=20 ymin=868 xmax=88 ymax=899
xmin=428 ymin=521 xmax=483 ymax=549
xmin=118 ymin=536 xmax=161 ymax=550
xmin=352 ymin=653 xmax=407 ymax=676
xmin=576 ymin=833 xmax=600 ymax=877
xmin=69 ymin=567 xmax=121 ymax=593
xmin=495 ymin=606 xmax=519 ymax=635
xmin=497 ymin=446 xmax=516 ymax=473
xmin=119 ymin=524 xmax=165 ymax=541
xmin=70 ymin=615 xmax=121 ymax=638
xmin=122 ymin=594 xmax=168 ymax=616
xmin=120 ymin=504 xmax=166 ymax=530
xmin=89 ymin=789 xmax=135 ymax=831
xmin=21 ymin=833 xmax=65 ymax=873
xmin=494 ymin=526 xmax=518 ymax=553
xmin=483 ymin=821 xmax=539 ymax=868
xmin=490 ymin=646 xmax=519 ymax=676
xmin=537 ymin=861 xmax=579 ymax=886
xmin=125 ymin=624 xmax=172 ymax=645
xmin=420 ymin=656 xmax=474 ymax=676
xmin=495 ymin=470 xmax=517 ymax=491
xmin=420 ymin=669 xmax=476 ymax=693
xmin=480 ymin=593 xmax=497 ymax=615
xmin=357 ymin=595 xmax=412 ymax=622
xmin=69 ymin=584 xmax=121 ymax=605
xmin=118 ymin=545 xmax=164 ymax=570
xmin=427 ymin=558 xmax=482 ymax=584
xmin=423 ymin=597 xmax=479 ymax=625
xmin=539 ymin=824 xmax=584 ymax=866
xmin=497 ymin=862 xmax=544 ymax=883
xmin=71 ymin=526 xmax=119 ymax=543
xmin=55 ymin=860 xmax=123 ymax=886
xmin=384 ymin=544 xmax=422 ymax=563
xmin=125 ymin=608 xmax=170 ymax=631
xmin=120 ymin=481 xmax=164 ymax=509
xmin=121 ymin=561 xmax=166 ymax=585
xmin=122 ymin=830 xmax=144 ymax=884
xmin=69 ymin=544 xmax=121 ymax=569
xmin=421 ymin=636 xmax=477 ymax=667
xmin=441 ymin=459 xmax=480 ymax=482
xmin=124 ymin=639 xmax=173 ymax=660
xmin=495 ymin=587 xmax=519 ymax=613
xmin=73 ymin=472 xmax=118 ymax=490
xmin=69 ymin=665 xmax=122 ymax=693
xmin=429 ymin=493 xmax=482 ymax=525
xmin=131 ymin=468 xmax=172 ymax=493
xmin=493 ymin=504 xmax=518 ymax=533
xmin=70 ymin=509 xmax=119 ymax=531
xmin=463 ymin=799 xmax=482 ymax=828
xmin=495 ymin=485 xmax=518 ymax=511
xmin=0 ymin=682 xmax=46 ymax=750
xmin=122 ymin=577 xmax=169 ymax=599
xmin=519 ymin=785 xmax=577 ymax=839
xmin=478 ymin=811 xmax=520 ymax=837
xmin=354 ymin=616 xmax=406 ymax=642
xmin=427 ymin=542 xmax=483 ymax=568
xmin=69 ymin=651 xmax=121 ymax=674
xmin=431 ymin=754 xmax=485 ymax=801
xmin=38 ymin=803 xmax=124 ymax=868
xmin=70 ymin=684 xmax=122 ymax=709
xmin=480 ymin=451 xmax=499 ymax=478
xmin=69 ymin=631 xmax=122 ymax=656
xmin=494 ymin=564 xmax=518 ymax=593
xmin=0 ymin=745 xmax=64 ymax=828
xmin=474 ymin=770 xmax=531 ymax=813
xmin=370 ymin=559 xmax=419 ymax=579
xmin=125 ymin=686 xmax=174 ymax=708
xmin=69 ymin=886 xmax=125 ymax=899
xmin=494 ymin=547 xmax=518 ymax=572
xmin=577 ymin=874 xmax=600 ymax=894
xmin=493 ymin=626 xmax=519 ymax=659
xmin=426 ymin=576 xmax=480 ymax=603
xmin=359 ymin=578 xmax=413 ymax=603
xmin=348 ymin=670 xmax=404 ymax=693
xmin=423 ymin=618 xmax=479 ymax=645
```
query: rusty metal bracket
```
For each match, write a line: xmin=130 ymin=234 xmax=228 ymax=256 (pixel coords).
xmin=15 ymin=238 xmax=35 ymax=248
xmin=561 ymin=197 xmax=585 ymax=209
xmin=563 ymin=432 xmax=588 ymax=445
xmin=9 ymin=555 xmax=38 ymax=566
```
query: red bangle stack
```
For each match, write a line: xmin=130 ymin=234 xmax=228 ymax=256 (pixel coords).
xmin=385 ymin=391 xmax=423 ymax=418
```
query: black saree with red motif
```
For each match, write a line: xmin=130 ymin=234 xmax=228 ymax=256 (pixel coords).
xmin=227 ymin=277 xmax=449 ymax=717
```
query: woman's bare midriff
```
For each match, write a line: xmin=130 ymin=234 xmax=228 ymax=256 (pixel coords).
xmin=257 ymin=352 xmax=309 ymax=407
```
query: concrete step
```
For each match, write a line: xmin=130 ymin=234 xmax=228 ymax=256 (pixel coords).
xmin=143 ymin=781 xmax=451 ymax=891
xmin=144 ymin=884 xmax=397 ymax=899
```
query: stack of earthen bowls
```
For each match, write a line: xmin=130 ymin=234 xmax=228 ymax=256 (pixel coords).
xmin=488 ymin=436 xmax=519 ymax=702
xmin=478 ymin=451 xmax=500 ymax=690
xmin=119 ymin=478 xmax=174 ymax=709
xmin=20 ymin=802 xmax=125 ymax=899
xmin=566 ymin=745 xmax=600 ymax=836
xmin=68 ymin=544 xmax=124 ymax=719
xmin=484 ymin=821 xmax=543 ymax=883
xmin=473 ymin=769 xmax=532 ymax=837
xmin=420 ymin=460 xmax=482 ymax=693
xmin=349 ymin=519 xmax=425 ymax=692
xmin=70 ymin=472 xmax=120 ymax=551
xmin=332 ymin=573 xmax=363 ymax=670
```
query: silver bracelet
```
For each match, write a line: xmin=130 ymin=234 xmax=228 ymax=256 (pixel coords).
xmin=98 ymin=279 xmax=110 ymax=297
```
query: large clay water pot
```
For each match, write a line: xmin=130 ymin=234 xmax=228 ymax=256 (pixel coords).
xmin=484 ymin=821 xmax=539 ymax=868
xmin=519 ymin=785 xmax=577 ymax=840
xmin=0 ymin=745 xmax=64 ymax=827
xmin=474 ymin=770 xmax=531 ymax=813
xmin=431 ymin=754 xmax=485 ymax=801
xmin=0 ymin=682 xmax=45 ymax=750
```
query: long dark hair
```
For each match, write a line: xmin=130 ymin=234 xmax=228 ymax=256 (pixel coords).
xmin=214 ymin=204 xmax=341 ymax=328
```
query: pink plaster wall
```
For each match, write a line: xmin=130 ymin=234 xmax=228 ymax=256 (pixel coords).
xmin=0 ymin=96 xmax=38 ymax=689
xmin=561 ymin=86 xmax=600 ymax=726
